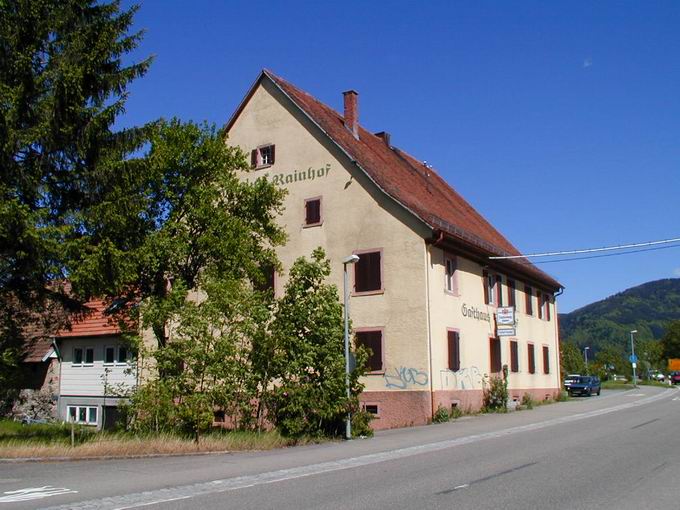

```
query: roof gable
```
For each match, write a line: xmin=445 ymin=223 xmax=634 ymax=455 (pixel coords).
xmin=227 ymin=70 xmax=561 ymax=290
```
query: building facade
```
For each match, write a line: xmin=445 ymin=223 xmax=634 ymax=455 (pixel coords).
xmin=226 ymin=70 xmax=563 ymax=430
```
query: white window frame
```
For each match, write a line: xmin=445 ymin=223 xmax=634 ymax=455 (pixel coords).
xmin=116 ymin=345 xmax=129 ymax=366
xmin=104 ymin=346 xmax=116 ymax=366
xmin=72 ymin=347 xmax=84 ymax=367
xmin=83 ymin=347 xmax=95 ymax=366
xmin=67 ymin=405 xmax=98 ymax=425
xmin=444 ymin=255 xmax=458 ymax=294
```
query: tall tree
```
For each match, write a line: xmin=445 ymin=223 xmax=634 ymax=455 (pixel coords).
xmin=0 ymin=0 xmax=151 ymax=386
xmin=560 ymin=342 xmax=585 ymax=377
xmin=661 ymin=320 xmax=680 ymax=360
xmin=268 ymin=248 xmax=366 ymax=437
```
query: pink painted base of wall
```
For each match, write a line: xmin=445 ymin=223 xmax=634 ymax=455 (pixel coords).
xmin=360 ymin=391 xmax=432 ymax=430
xmin=507 ymin=387 xmax=561 ymax=403
xmin=362 ymin=386 xmax=561 ymax=431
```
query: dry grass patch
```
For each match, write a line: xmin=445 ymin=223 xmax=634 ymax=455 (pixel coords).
xmin=0 ymin=421 xmax=322 ymax=460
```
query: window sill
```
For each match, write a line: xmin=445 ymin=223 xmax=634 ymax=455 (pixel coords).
xmin=444 ymin=290 xmax=460 ymax=297
xmin=302 ymin=222 xmax=323 ymax=229
xmin=352 ymin=289 xmax=385 ymax=297
xmin=365 ymin=370 xmax=386 ymax=376
xmin=253 ymin=163 xmax=272 ymax=171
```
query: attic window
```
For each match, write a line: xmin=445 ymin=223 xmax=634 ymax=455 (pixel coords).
xmin=251 ymin=144 xmax=275 ymax=168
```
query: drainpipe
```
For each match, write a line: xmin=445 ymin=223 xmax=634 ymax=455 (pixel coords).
xmin=554 ymin=286 xmax=564 ymax=392
xmin=424 ymin=242 xmax=435 ymax=421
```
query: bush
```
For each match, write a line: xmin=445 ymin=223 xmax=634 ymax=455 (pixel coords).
xmin=450 ymin=405 xmax=463 ymax=420
xmin=351 ymin=410 xmax=374 ymax=437
xmin=432 ymin=405 xmax=449 ymax=423
xmin=483 ymin=375 xmax=508 ymax=412
xmin=520 ymin=393 xmax=535 ymax=410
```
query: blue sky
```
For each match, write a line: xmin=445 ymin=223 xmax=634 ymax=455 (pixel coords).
xmin=120 ymin=0 xmax=680 ymax=313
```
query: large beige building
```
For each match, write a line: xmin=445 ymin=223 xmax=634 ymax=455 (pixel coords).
xmin=226 ymin=70 xmax=563 ymax=430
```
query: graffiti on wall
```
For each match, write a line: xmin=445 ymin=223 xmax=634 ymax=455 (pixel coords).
xmin=439 ymin=366 xmax=483 ymax=390
xmin=384 ymin=367 xmax=429 ymax=389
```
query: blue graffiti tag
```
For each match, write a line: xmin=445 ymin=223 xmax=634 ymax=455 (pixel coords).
xmin=384 ymin=367 xmax=429 ymax=389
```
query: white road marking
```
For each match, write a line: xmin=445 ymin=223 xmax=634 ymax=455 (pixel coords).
xmin=41 ymin=389 xmax=674 ymax=510
xmin=0 ymin=486 xmax=77 ymax=503
xmin=672 ymin=397 xmax=680 ymax=401
xmin=453 ymin=484 xmax=469 ymax=490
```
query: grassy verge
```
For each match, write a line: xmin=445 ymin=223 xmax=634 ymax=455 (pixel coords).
xmin=0 ymin=420 xmax=321 ymax=459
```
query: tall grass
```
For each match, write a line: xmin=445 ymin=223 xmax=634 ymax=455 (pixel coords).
xmin=0 ymin=420 xmax=319 ymax=459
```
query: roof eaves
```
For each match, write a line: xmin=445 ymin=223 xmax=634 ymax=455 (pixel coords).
xmin=262 ymin=70 xmax=435 ymax=236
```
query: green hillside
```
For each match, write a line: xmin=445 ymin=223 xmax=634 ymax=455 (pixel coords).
xmin=559 ymin=278 xmax=680 ymax=351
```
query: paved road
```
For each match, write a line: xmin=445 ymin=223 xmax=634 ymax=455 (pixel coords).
xmin=1 ymin=387 xmax=678 ymax=509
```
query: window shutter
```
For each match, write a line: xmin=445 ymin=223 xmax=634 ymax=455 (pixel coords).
xmin=543 ymin=346 xmax=550 ymax=374
xmin=528 ymin=344 xmax=535 ymax=374
xmin=508 ymin=279 xmax=515 ymax=307
xmin=251 ymin=149 xmax=258 ymax=168
xmin=447 ymin=331 xmax=460 ymax=371
xmin=483 ymin=271 xmax=489 ymax=304
xmin=496 ymin=275 xmax=503 ymax=306
xmin=355 ymin=251 xmax=381 ymax=292
xmin=270 ymin=144 xmax=275 ymax=164
xmin=544 ymin=294 xmax=551 ymax=321
xmin=510 ymin=341 xmax=519 ymax=373
xmin=305 ymin=199 xmax=321 ymax=225
xmin=537 ymin=290 xmax=543 ymax=319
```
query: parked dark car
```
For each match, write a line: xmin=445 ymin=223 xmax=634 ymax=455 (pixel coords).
xmin=568 ymin=376 xmax=601 ymax=397
xmin=563 ymin=374 xmax=581 ymax=391
xmin=670 ymin=371 xmax=680 ymax=385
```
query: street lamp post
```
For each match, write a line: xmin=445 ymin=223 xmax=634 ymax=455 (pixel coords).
xmin=630 ymin=329 xmax=638 ymax=388
xmin=342 ymin=254 xmax=360 ymax=440
xmin=584 ymin=347 xmax=590 ymax=374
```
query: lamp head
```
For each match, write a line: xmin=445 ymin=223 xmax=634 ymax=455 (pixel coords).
xmin=631 ymin=329 xmax=638 ymax=334
xmin=343 ymin=254 xmax=360 ymax=265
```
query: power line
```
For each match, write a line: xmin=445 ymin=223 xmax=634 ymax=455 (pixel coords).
xmin=489 ymin=236 xmax=680 ymax=260
xmin=514 ymin=243 xmax=680 ymax=265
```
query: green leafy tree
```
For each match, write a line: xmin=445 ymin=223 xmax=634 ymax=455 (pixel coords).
xmin=0 ymin=0 xmax=151 ymax=388
xmin=71 ymin=119 xmax=287 ymax=351
xmin=661 ymin=320 xmax=680 ymax=361
xmin=128 ymin=277 xmax=271 ymax=443
xmin=560 ymin=342 xmax=585 ymax=377
xmin=269 ymin=248 xmax=366 ymax=437
xmin=592 ymin=344 xmax=627 ymax=380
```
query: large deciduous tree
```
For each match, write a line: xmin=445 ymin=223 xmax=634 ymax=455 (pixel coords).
xmin=0 ymin=0 xmax=151 ymax=387
xmin=661 ymin=320 xmax=680 ymax=360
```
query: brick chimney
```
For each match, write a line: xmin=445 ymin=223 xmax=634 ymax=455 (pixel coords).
xmin=343 ymin=90 xmax=359 ymax=139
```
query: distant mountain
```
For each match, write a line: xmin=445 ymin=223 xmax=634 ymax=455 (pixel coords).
xmin=559 ymin=279 xmax=680 ymax=351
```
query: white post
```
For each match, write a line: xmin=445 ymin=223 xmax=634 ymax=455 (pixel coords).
xmin=342 ymin=254 xmax=360 ymax=440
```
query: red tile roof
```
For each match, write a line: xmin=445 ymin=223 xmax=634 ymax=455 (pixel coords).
xmin=228 ymin=70 xmax=561 ymax=291
xmin=55 ymin=299 xmax=126 ymax=338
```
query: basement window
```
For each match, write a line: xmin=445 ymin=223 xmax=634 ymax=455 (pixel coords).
xmin=363 ymin=404 xmax=379 ymax=415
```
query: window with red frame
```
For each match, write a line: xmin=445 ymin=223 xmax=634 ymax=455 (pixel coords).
xmin=490 ymin=337 xmax=502 ymax=373
xmin=447 ymin=330 xmax=460 ymax=371
xmin=507 ymin=279 xmax=516 ymax=308
xmin=543 ymin=345 xmax=550 ymax=374
xmin=304 ymin=198 xmax=321 ymax=226
xmin=354 ymin=251 xmax=382 ymax=293
xmin=510 ymin=340 xmax=519 ymax=373
xmin=528 ymin=343 xmax=536 ymax=374
xmin=525 ymin=285 xmax=533 ymax=316
xmin=355 ymin=330 xmax=383 ymax=372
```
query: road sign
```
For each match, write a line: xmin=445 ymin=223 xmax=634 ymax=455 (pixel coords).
xmin=632 ymin=362 xmax=637 ymax=369
xmin=629 ymin=354 xmax=638 ymax=363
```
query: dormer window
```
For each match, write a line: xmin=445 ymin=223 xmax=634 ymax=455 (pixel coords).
xmin=251 ymin=144 xmax=275 ymax=168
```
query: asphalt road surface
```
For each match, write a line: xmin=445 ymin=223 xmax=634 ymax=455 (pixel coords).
xmin=1 ymin=386 xmax=679 ymax=509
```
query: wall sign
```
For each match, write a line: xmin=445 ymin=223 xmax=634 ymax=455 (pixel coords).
xmin=461 ymin=304 xmax=491 ymax=322
xmin=269 ymin=164 xmax=331 ymax=186
xmin=496 ymin=307 xmax=515 ymax=325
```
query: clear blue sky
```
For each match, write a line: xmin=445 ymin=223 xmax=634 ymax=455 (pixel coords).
xmin=120 ymin=0 xmax=680 ymax=313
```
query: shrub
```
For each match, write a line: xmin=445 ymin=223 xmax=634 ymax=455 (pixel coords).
xmin=432 ymin=405 xmax=450 ymax=423
xmin=483 ymin=375 xmax=508 ymax=412
xmin=521 ymin=393 xmax=535 ymax=410
xmin=351 ymin=410 xmax=374 ymax=437
xmin=450 ymin=405 xmax=463 ymax=420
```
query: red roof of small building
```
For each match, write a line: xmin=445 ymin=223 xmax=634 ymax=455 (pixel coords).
xmin=227 ymin=70 xmax=561 ymax=291
xmin=55 ymin=299 xmax=126 ymax=338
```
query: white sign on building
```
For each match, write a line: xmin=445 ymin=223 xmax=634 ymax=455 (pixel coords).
xmin=496 ymin=306 xmax=515 ymax=325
